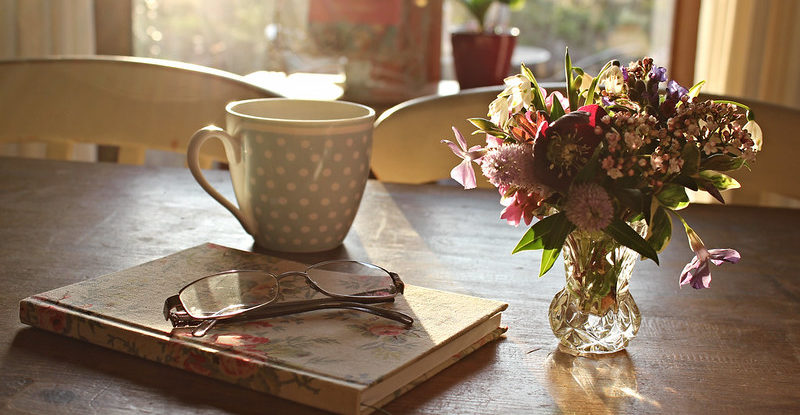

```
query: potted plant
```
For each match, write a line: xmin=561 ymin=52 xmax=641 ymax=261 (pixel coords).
xmin=451 ymin=0 xmax=524 ymax=89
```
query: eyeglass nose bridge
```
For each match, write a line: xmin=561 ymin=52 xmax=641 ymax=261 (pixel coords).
xmin=274 ymin=270 xmax=309 ymax=279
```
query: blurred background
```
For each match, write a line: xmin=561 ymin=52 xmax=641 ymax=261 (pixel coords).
xmin=1 ymin=0 xmax=797 ymax=110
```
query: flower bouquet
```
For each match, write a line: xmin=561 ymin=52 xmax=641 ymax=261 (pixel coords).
xmin=443 ymin=50 xmax=763 ymax=354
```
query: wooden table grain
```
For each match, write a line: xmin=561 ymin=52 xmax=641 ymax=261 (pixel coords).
xmin=1 ymin=157 xmax=799 ymax=414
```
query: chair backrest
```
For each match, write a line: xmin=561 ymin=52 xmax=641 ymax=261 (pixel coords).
xmin=372 ymin=83 xmax=562 ymax=187
xmin=698 ymin=94 xmax=800 ymax=207
xmin=372 ymin=85 xmax=800 ymax=207
xmin=0 ymin=56 xmax=281 ymax=166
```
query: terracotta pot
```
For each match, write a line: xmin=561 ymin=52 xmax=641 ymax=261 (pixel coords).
xmin=451 ymin=31 xmax=517 ymax=89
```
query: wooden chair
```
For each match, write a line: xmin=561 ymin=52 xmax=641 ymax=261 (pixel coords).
xmin=372 ymin=83 xmax=562 ymax=188
xmin=0 ymin=56 xmax=281 ymax=167
xmin=697 ymin=94 xmax=800 ymax=207
xmin=372 ymin=85 xmax=800 ymax=207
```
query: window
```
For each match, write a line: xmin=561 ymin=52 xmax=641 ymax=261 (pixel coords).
xmin=444 ymin=0 xmax=676 ymax=81
xmin=132 ymin=0 xmax=675 ymax=100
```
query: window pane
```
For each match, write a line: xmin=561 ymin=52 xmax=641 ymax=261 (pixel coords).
xmin=444 ymin=0 xmax=675 ymax=81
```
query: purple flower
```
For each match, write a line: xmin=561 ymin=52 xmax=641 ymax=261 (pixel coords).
xmin=679 ymin=228 xmax=740 ymax=289
xmin=649 ymin=66 xmax=667 ymax=82
xmin=442 ymin=127 xmax=484 ymax=189
xmin=666 ymin=80 xmax=688 ymax=98
xmin=660 ymin=80 xmax=690 ymax=118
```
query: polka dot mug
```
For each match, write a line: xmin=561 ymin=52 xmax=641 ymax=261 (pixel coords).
xmin=188 ymin=98 xmax=375 ymax=252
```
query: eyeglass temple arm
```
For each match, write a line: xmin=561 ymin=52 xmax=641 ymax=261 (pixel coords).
xmin=389 ymin=272 xmax=404 ymax=294
xmin=239 ymin=301 xmax=413 ymax=327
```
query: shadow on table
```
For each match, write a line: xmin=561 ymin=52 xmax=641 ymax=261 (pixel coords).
xmin=6 ymin=328 xmax=329 ymax=415
xmin=382 ymin=337 xmax=505 ymax=413
xmin=544 ymin=349 xmax=654 ymax=414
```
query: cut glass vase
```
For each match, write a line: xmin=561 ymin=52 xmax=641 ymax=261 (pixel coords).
xmin=548 ymin=220 xmax=646 ymax=356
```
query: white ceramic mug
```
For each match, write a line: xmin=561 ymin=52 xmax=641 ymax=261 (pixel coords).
xmin=188 ymin=98 xmax=375 ymax=252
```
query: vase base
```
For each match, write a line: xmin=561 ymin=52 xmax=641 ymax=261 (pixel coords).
xmin=556 ymin=342 xmax=630 ymax=358
xmin=549 ymin=287 xmax=641 ymax=356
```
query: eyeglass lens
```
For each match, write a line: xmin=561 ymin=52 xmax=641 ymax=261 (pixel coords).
xmin=178 ymin=261 xmax=397 ymax=320
xmin=306 ymin=261 xmax=397 ymax=298
xmin=179 ymin=271 xmax=279 ymax=319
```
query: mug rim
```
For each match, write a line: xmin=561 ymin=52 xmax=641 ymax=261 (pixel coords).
xmin=226 ymin=98 xmax=375 ymax=125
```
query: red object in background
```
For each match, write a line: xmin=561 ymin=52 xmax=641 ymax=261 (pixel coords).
xmin=308 ymin=0 xmax=403 ymax=25
xmin=451 ymin=32 xmax=517 ymax=89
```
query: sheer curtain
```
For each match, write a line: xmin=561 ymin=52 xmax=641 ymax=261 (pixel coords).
xmin=0 ymin=0 xmax=96 ymax=160
xmin=695 ymin=0 xmax=800 ymax=109
xmin=0 ymin=0 xmax=95 ymax=58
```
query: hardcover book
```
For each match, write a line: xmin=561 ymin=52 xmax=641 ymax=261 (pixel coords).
xmin=19 ymin=243 xmax=508 ymax=415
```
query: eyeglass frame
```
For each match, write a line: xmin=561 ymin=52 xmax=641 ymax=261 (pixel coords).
xmin=163 ymin=260 xmax=413 ymax=336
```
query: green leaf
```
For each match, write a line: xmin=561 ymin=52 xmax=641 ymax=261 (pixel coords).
xmin=610 ymin=186 xmax=644 ymax=214
xmin=698 ymin=170 xmax=741 ymax=190
xmin=468 ymin=118 xmax=506 ymax=138
xmin=641 ymin=194 xmax=653 ymax=226
xmin=656 ymin=183 xmax=690 ymax=210
xmin=672 ymin=174 xmax=699 ymax=191
xmin=647 ymin=206 xmax=673 ymax=253
xmin=565 ymin=48 xmax=578 ymax=111
xmin=511 ymin=212 xmax=575 ymax=277
xmin=521 ymin=63 xmax=547 ymax=111
xmin=604 ymin=218 xmax=660 ymax=264
xmin=701 ymin=154 xmax=746 ymax=172
xmin=582 ymin=60 xmax=613 ymax=107
xmin=512 ymin=212 xmax=571 ymax=252
xmin=712 ymin=99 xmax=750 ymax=113
xmin=539 ymin=246 xmax=562 ymax=278
xmin=693 ymin=176 xmax=725 ymax=204
xmin=549 ymin=96 xmax=566 ymax=119
xmin=687 ymin=80 xmax=705 ymax=99
xmin=681 ymin=142 xmax=700 ymax=176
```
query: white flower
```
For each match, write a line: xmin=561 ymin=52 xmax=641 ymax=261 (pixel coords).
xmin=651 ymin=155 xmax=665 ymax=172
xmin=744 ymin=120 xmax=763 ymax=151
xmin=488 ymin=96 xmax=511 ymax=127
xmin=624 ymin=131 xmax=643 ymax=149
xmin=599 ymin=65 xmax=625 ymax=95
xmin=501 ymin=74 xmax=532 ymax=113
xmin=667 ymin=158 xmax=684 ymax=174
xmin=607 ymin=168 xmax=624 ymax=179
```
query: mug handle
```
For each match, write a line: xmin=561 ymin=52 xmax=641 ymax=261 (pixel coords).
xmin=187 ymin=126 xmax=255 ymax=235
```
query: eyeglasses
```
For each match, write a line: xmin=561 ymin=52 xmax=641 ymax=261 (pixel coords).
xmin=163 ymin=260 xmax=413 ymax=337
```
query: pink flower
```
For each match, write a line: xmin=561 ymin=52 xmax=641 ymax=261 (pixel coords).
xmin=38 ymin=306 xmax=66 ymax=333
xmin=485 ymin=134 xmax=504 ymax=148
xmin=545 ymin=91 xmax=570 ymax=113
xmin=369 ymin=324 xmax=408 ymax=336
xmin=183 ymin=352 xmax=211 ymax=376
xmin=442 ymin=127 xmax=484 ymax=189
xmin=219 ymin=356 xmax=259 ymax=379
xmin=500 ymin=190 xmax=544 ymax=226
xmin=563 ymin=183 xmax=614 ymax=231
xmin=679 ymin=228 xmax=740 ymax=289
xmin=480 ymin=143 xmax=537 ymax=190
xmin=213 ymin=333 xmax=270 ymax=351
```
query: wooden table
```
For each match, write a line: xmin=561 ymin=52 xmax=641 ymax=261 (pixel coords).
xmin=1 ymin=157 xmax=798 ymax=414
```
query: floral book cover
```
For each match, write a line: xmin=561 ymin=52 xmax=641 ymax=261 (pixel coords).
xmin=18 ymin=243 xmax=508 ymax=415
